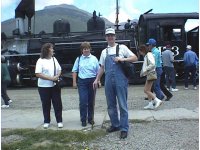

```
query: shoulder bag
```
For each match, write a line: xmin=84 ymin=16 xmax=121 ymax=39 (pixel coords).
xmin=53 ymin=57 xmax=64 ymax=87
xmin=116 ymin=44 xmax=135 ymax=78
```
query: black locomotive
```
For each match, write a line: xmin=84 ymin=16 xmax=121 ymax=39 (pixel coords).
xmin=1 ymin=0 xmax=199 ymax=86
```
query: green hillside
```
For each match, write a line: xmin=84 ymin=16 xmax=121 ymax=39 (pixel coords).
xmin=1 ymin=4 xmax=113 ymax=36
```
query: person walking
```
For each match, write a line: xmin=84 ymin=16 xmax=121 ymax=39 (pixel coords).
xmin=160 ymin=71 xmax=173 ymax=101
xmin=72 ymin=41 xmax=100 ymax=127
xmin=1 ymin=56 xmax=12 ymax=108
xmin=93 ymin=28 xmax=138 ymax=139
xmin=144 ymin=71 xmax=173 ymax=101
xmin=35 ymin=43 xmax=63 ymax=129
xmin=146 ymin=38 xmax=165 ymax=100
xmin=162 ymin=44 xmax=178 ymax=92
xmin=139 ymin=45 xmax=163 ymax=109
xmin=183 ymin=45 xmax=198 ymax=90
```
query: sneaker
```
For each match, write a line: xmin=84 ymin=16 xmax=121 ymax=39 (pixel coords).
xmin=58 ymin=122 xmax=63 ymax=128
xmin=1 ymin=105 xmax=9 ymax=108
xmin=8 ymin=100 xmax=13 ymax=104
xmin=193 ymin=86 xmax=197 ymax=90
xmin=43 ymin=123 xmax=50 ymax=129
xmin=170 ymin=88 xmax=179 ymax=92
xmin=165 ymin=95 xmax=173 ymax=101
xmin=106 ymin=126 xmax=120 ymax=133
xmin=82 ymin=122 xmax=87 ymax=127
xmin=120 ymin=131 xmax=128 ymax=139
xmin=144 ymin=102 xmax=155 ymax=110
xmin=154 ymin=98 xmax=163 ymax=108
xmin=184 ymin=87 xmax=189 ymax=90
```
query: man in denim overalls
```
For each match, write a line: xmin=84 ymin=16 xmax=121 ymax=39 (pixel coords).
xmin=93 ymin=28 xmax=137 ymax=139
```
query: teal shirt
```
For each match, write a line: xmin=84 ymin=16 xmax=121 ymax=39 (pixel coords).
xmin=1 ymin=63 xmax=11 ymax=84
xmin=151 ymin=47 xmax=162 ymax=68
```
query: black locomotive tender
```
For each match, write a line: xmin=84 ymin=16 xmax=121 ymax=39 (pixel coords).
xmin=1 ymin=0 xmax=199 ymax=86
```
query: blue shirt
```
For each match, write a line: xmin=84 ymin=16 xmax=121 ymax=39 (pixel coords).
xmin=151 ymin=47 xmax=162 ymax=68
xmin=72 ymin=54 xmax=99 ymax=79
xmin=183 ymin=50 xmax=198 ymax=66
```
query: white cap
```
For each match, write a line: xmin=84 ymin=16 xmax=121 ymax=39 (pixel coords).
xmin=105 ymin=28 xmax=115 ymax=35
xmin=186 ymin=45 xmax=192 ymax=49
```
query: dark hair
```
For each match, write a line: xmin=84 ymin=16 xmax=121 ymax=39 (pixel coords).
xmin=139 ymin=44 xmax=148 ymax=54
xmin=80 ymin=41 xmax=91 ymax=53
xmin=40 ymin=43 xmax=53 ymax=58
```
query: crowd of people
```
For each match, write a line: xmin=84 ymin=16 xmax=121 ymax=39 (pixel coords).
xmin=1 ymin=28 xmax=198 ymax=139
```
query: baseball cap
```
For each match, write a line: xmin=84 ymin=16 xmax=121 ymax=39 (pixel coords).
xmin=146 ymin=38 xmax=156 ymax=46
xmin=186 ymin=45 xmax=192 ymax=49
xmin=105 ymin=28 xmax=115 ymax=35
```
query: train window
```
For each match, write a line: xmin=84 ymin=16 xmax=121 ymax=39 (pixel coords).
xmin=172 ymin=28 xmax=181 ymax=41
xmin=160 ymin=26 xmax=182 ymax=41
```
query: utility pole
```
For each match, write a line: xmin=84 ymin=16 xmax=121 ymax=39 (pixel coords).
xmin=115 ymin=0 xmax=120 ymax=30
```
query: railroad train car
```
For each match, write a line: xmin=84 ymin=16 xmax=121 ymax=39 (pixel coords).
xmin=1 ymin=0 xmax=199 ymax=86
xmin=137 ymin=11 xmax=199 ymax=79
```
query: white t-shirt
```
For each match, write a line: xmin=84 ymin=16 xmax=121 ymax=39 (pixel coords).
xmin=99 ymin=44 xmax=134 ymax=66
xmin=35 ymin=57 xmax=61 ymax=87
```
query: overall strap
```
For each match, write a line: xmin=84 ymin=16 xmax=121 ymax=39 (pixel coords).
xmin=106 ymin=48 xmax=108 ymax=56
xmin=116 ymin=44 xmax=119 ymax=57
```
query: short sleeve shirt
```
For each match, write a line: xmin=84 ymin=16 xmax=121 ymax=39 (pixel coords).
xmin=72 ymin=54 xmax=99 ymax=79
xmin=99 ymin=44 xmax=134 ymax=66
xmin=35 ymin=57 xmax=61 ymax=87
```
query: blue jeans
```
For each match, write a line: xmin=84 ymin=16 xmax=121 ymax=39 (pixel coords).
xmin=153 ymin=67 xmax=164 ymax=100
xmin=184 ymin=65 xmax=197 ymax=87
xmin=104 ymin=53 xmax=129 ymax=132
xmin=78 ymin=77 xmax=95 ymax=123
xmin=163 ymin=66 xmax=176 ymax=89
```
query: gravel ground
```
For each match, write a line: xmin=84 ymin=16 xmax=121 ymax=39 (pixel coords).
xmin=89 ymin=120 xmax=199 ymax=150
xmin=2 ymin=83 xmax=199 ymax=150
xmin=5 ymin=84 xmax=198 ymax=112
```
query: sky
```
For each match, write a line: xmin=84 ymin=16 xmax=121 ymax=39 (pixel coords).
xmin=1 ymin=0 xmax=199 ymax=29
